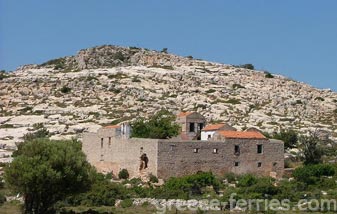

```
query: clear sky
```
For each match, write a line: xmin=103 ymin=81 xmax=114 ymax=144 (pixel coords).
xmin=1 ymin=0 xmax=336 ymax=91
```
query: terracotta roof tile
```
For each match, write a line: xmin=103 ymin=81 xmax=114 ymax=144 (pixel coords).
xmin=177 ymin=112 xmax=194 ymax=117
xmin=217 ymin=130 xmax=266 ymax=139
xmin=104 ymin=125 xmax=121 ymax=129
xmin=202 ymin=123 xmax=226 ymax=131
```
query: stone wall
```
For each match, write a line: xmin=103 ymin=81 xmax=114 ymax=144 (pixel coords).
xmin=82 ymin=132 xmax=159 ymax=178
xmin=157 ymin=139 xmax=284 ymax=179
xmin=82 ymin=133 xmax=284 ymax=180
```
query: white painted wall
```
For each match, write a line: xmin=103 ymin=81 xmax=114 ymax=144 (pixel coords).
xmin=201 ymin=130 xmax=216 ymax=141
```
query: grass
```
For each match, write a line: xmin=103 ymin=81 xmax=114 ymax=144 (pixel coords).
xmin=0 ymin=201 xmax=22 ymax=214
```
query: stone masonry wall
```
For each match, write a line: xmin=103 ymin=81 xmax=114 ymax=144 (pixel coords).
xmin=82 ymin=132 xmax=159 ymax=178
xmin=157 ymin=139 xmax=284 ymax=179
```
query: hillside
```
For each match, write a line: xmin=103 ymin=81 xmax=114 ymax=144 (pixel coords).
xmin=0 ymin=45 xmax=336 ymax=154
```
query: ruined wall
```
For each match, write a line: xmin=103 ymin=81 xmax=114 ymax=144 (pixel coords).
xmin=82 ymin=133 xmax=159 ymax=178
xmin=157 ymin=139 xmax=284 ymax=179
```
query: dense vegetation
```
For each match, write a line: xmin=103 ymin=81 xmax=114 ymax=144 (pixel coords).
xmin=130 ymin=109 xmax=180 ymax=139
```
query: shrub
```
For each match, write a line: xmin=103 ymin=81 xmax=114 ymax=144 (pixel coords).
xmin=120 ymin=198 xmax=133 ymax=208
xmin=265 ymin=72 xmax=274 ymax=78
xmin=131 ymin=77 xmax=141 ymax=82
xmin=161 ymin=48 xmax=168 ymax=54
xmin=293 ymin=164 xmax=335 ymax=185
xmin=113 ymin=51 xmax=125 ymax=61
xmin=240 ymin=64 xmax=254 ymax=70
xmin=118 ymin=169 xmax=129 ymax=180
xmin=237 ymin=174 xmax=257 ymax=187
xmin=232 ymin=83 xmax=245 ymax=89
xmin=0 ymin=70 xmax=8 ymax=80
xmin=205 ymin=89 xmax=216 ymax=94
xmin=315 ymin=97 xmax=325 ymax=101
xmin=60 ymin=86 xmax=71 ymax=93
xmin=149 ymin=174 xmax=159 ymax=183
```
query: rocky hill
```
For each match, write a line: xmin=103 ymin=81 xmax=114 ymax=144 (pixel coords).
xmin=1 ymin=45 xmax=337 ymax=158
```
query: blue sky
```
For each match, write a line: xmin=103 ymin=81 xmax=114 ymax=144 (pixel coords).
xmin=1 ymin=0 xmax=336 ymax=91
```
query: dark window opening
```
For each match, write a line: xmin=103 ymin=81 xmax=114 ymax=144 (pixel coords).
xmin=208 ymin=134 xmax=212 ymax=140
xmin=258 ymin=162 xmax=262 ymax=167
xmin=273 ymin=162 xmax=277 ymax=167
xmin=139 ymin=153 xmax=148 ymax=170
xmin=194 ymin=148 xmax=200 ymax=153
xmin=170 ymin=144 xmax=175 ymax=151
xmin=198 ymin=123 xmax=204 ymax=130
xmin=257 ymin=144 xmax=263 ymax=154
xmin=101 ymin=138 xmax=103 ymax=148
xmin=234 ymin=161 xmax=239 ymax=167
xmin=189 ymin=123 xmax=195 ymax=132
xmin=108 ymin=137 xmax=111 ymax=146
xmin=213 ymin=148 xmax=218 ymax=154
xmin=234 ymin=145 xmax=240 ymax=155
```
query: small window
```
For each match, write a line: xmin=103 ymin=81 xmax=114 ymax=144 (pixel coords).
xmin=258 ymin=162 xmax=262 ymax=167
xmin=234 ymin=161 xmax=239 ymax=167
xmin=208 ymin=134 xmax=212 ymax=140
xmin=257 ymin=145 xmax=263 ymax=154
xmin=193 ymin=148 xmax=200 ymax=153
xmin=108 ymin=137 xmax=111 ymax=146
xmin=198 ymin=123 xmax=204 ymax=130
xmin=189 ymin=123 xmax=195 ymax=132
xmin=101 ymin=138 xmax=103 ymax=148
xmin=213 ymin=148 xmax=218 ymax=154
xmin=273 ymin=162 xmax=277 ymax=167
xmin=170 ymin=144 xmax=175 ymax=151
xmin=234 ymin=145 xmax=240 ymax=155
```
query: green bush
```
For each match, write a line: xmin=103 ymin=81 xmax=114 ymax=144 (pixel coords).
xmin=232 ymin=83 xmax=245 ymax=89
xmin=205 ymin=89 xmax=216 ymax=93
xmin=265 ymin=72 xmax=274 ymax=78
xmin=149 ymin=174 xmax=159 ymax=183
xmin=293 ymin=164 xmax=335 ymax=185
xmin=118 ymin=169 xmax=129 ymax=180
xmin=237 ymin=174 xmax=257 ymax=187
xmin=239 ymin=64 xmax=254 ymax=70
xmin=161 ymin=48 xmax=168 ymax=54
xmin=113 ymin=52 xmax=125 ymax=61
xmin=60 ymin=86 xmax=71 ymax=93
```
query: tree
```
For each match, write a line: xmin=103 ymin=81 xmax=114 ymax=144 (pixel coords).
xmin=130 ymin=109 xmax=180 ymax=139
xmin=273 ymin=130 xmax=298 ymax=149
xmin=5 ymin=139 xmax=92 ymax=214
xmin=300 ymin=132 xmax=323 ymax=165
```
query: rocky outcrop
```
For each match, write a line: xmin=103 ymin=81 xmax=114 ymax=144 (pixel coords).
xmin=0 ymin=45 xmax=336 ymax=162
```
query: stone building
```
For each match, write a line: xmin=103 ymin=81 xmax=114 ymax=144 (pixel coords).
xmin=201 ymin=123 xmax=237 ymax=140
xmin=175 ymin=112 xmax=206 ymax=140
xmin=82 ymin=112 xmax=284 ymax=179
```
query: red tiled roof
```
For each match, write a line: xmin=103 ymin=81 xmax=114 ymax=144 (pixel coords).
xmin=202 ymin=123 xmax=226 ymax=131
xmin=104 ymin=125 xmax=121 ymax=129
xmin=177 ymin=112 xmax=194 ymax=117
xmin=217 ymin=130 xmax=266 ymax=139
